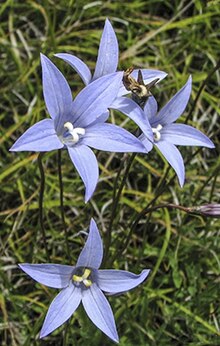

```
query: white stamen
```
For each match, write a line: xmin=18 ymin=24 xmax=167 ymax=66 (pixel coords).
xmin=152 ymin=124 xmax=163 ymax=141
xmin=64 ymin=122 xmax=85 ymax=143
xmin=64 ymin=122 xmax=74 ymax=132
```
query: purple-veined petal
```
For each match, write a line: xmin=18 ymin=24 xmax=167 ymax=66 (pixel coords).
xmin=9 ymin=119 xmax=63 ymax=152
xmin=98 ymin=269 xmax=150 ymax=294
xmin=82 ymin=283 xmax=119 ymax=343
xmin=195 ymin=204 xmax=220 ymax=218
xmin=40 ymin=283 xmax=82 ymax=338
xmin=73 ymin=72 xmax=123 ymax=128
xmin=155 ymin=141 xmax=185 ymax=187
xmin=111 ymin=97 xmax=153 ymax=142
xmin=55 ymin=53 xmax=92 ymax=85
xmin=118 ymin=69 xmax=167 ymax=97
xmin=18 ymin=263 xmax=74 ymax=289
xmin=77 ymin=218 xmax=103 ymax=269
xmin=67 ymin=145 xmax=99 ymax=202
xmin=82 ymin=123 xmax=147 ymax=153
xmin=161 ymin=124 xmax=215 ymax=148
xmin=152 ymin=76 xmax=192 ymax=127
xmin=144 ymin=96 xmax=158 ymax=121
xmin=40 ymin=54 xmax=73 ymax=120
xmin=93 ymin=19 xmax=118 ymax=81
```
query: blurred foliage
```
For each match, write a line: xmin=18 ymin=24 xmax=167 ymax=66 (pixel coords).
xmin=0 ymin=0 xmax=220 ymax=345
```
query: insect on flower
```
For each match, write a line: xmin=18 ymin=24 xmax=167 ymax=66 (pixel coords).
xmin=112 ymin=76 xmax=215 ymax=185
xmin=10 ymin=54 xmax=148 ymax=202
xmin=123 ymin=67 xmax=159 ymax=108
xmin=55 ymin=19 xmax=167 ymax=102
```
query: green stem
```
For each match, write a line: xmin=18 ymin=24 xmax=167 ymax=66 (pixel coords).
xmin=146 ymin=208 xmax=171 ymax=287
xmin=57 ymin=150 xmax=71 ymax=262
xmin=103 ymin=153 xmax=136 ymax=265
xmin=106 ymin=161 xmax=172 ymax=266
xmin=63 ymin=320 xmax=71 ymax=346
xmin=38 ymin=152 xmax=50 ymax=261
xmin=111 ymin=203 xmax=190 ymax=264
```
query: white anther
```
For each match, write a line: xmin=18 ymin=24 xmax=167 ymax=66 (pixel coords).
xmin=152 ymin=124 xmax=163 ymax=142
xmin=64 ymin=122 xmax=85 ymax=143
xmin=64 ymin=122 xmax=74 ymax=132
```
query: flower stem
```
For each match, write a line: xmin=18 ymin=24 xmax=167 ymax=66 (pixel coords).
xmin=110 ymin=203 xmax=192 ymax=265
xmin=146 ymin=208 xmax=171 ymax=287
xmin=63 ymin=320 xmax=71 ymax=346
xmin=104 ymin=156 xmax=170 ymax=265
xmin=103 ymin=153 xmax=136 ymax=265
xmin=38 ymin=152 xmax=50 ymax=261
xmin=57 ymin=149 xmax=71 ymax=262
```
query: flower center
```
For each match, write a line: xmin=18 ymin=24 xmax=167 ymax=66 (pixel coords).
xmin=62 ymin=122 xmax=85 ymax=144
xmin=152 ymin=124 xmax=163 ymax=141
xmin=73 ymin=268 xmax=92 ymax=288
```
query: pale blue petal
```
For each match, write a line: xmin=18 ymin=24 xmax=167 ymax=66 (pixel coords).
xmin=82 ymin=284 xmax=119 ymax=343
xmin=9 ymin=119 xmax=63 ymax=152
xmin=18 ymin=263 xmax=74 ymax=289
xmin=89 ymin=110 xmax=109 ymax=126
xmin=40 ymin=54 xmax=73 ymax=120
xmin=161 ymin=124 xmax=215 ymax=148
xmin=82 ymin=123 xmax=147 ymax=153
xmin=93 ymin=19 xmax=118 ymax=80
xmin=118 ymin=69 xmax=167 ymax=97
xmin=144 ymin=96 xmax=158 ymax=121
xmin=55 ymin=53 xmax=92 ymax=85
xmin=77 ymin=218 xmax=103 ymax=269
xmin=98 ymin=269 xmax=150 ymax=294
xmin=73 ymin=72 xmax=123 ymax=128
xmin=139 ymin=133 xmax=154 ymax=152
xmin=67 ymin=145 xmax=99 ymax=202
xmin=155 ymin=141 xmax=185 ymax=187
xmin=40 ymin=283 xmax=82 ymax=338
xmin=152 ymin=76 xmax=192 ymax=126
xmin=132 ymin=69 xmax=167 ymax=84
xmin=111 ymin=97 xmax=153 ymax=142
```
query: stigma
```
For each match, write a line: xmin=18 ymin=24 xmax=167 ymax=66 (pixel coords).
xmin=152 ymin=124 xmax=163 ymax=141
xmin=73 ymin=268 xmax=92 ymax=288
xmin=63 ymin=122 xmax=85 ymax=143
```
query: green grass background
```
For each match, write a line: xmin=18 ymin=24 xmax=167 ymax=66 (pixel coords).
xmin=0 ymin=0 xmax=220 ymax=345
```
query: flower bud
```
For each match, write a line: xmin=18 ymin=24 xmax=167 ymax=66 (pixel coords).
xmin=190 ymin=204 xmax=220 ymax=218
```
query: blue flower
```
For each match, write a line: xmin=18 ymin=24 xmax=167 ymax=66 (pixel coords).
xmin=55 ymin=19 xmax=167 ymax=99
xmin=10 ymin=54 xmax=147 ymax=202
xmin=112 ymin=76 xmax=215 ymax=186
xmin=19 ymin=219 xmax=150 ymax=342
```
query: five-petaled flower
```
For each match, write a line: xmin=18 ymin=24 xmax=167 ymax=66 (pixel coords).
xmin=112 ymin=76 xmax=215 ymax=186
xmin=55 ymin=18 xmax=167 ymax=102
xmin=10 ymin=54 xmax=148 ymax=202
xmin=19 ymin=219 xmax=150 ymax=342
